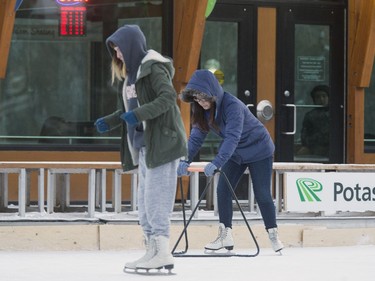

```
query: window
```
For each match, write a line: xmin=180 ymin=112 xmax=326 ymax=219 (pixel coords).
xmin=199 ymin=21 xmax=238 ymax=161
xmin=0 ymin=0 xmax=167 ymax=150
xmin=294 ymin=24 xmax=331 ymax=162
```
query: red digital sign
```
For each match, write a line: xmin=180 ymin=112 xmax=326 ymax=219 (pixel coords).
xmin=58 ymin=0 xmax=88 ymax=37
xmin=56 ymin=0 xmax=88 ymax=6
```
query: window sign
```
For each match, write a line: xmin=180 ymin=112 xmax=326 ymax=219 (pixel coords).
xmin=296 ymin=56 xmax=325 ymax=81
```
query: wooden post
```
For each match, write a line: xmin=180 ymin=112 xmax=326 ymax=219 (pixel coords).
xmin=173 ymin=0 xmax=208 ymax=138
xmin=349 ymin=0 xmax=375 ymax=87
xmin=347 ymin=0 xmax=375 ymax=163
xmin=0 ymin=0 xmax=17 ymax=79
xmin=257 ymin=7 xmax=277 ymax=140
xmin=173 ymin=0 xmax=208 ymax=199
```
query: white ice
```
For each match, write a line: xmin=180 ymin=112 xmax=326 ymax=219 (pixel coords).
xmin=0 ymin=245 xmax=374 ymax=281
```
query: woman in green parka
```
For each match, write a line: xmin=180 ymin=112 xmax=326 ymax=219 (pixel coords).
xmin=94 ymin=25 xmax=187 ymax=274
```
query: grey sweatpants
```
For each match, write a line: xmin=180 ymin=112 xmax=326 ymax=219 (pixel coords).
xmin=137 ymin=147 xmax=178 ymax=238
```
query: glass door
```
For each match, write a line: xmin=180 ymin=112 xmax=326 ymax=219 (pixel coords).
xmin=275 ymin=6 xmax=345 ymax=163
xmin=196 ymin=3 xmax=256 ymax=204
xmin=199 ymin=3 xmax=256 ymax=161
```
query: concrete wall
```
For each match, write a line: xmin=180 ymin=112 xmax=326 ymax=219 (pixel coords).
xmin=0 ymin=223 xmax=374 ymax=251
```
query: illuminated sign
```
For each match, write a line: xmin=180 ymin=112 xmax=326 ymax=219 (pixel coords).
xmin=56 ymin=0 xmax=88 ymax=6
xmin=57 ymin=0 xmax=88 ymax=36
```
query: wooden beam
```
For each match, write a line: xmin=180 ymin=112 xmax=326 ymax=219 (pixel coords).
xmin=346 ymin=86 xmax=365 ymax=163
xmin=257 ymin=7 xmax=276 ymax=141
xmin=349 ymin=0 xmax=375 ymax=87
xmin=346 ymin=0 xmax=375 ymax=164
xmin=347 ymin=0 xmax=363 ymax=163
xmin=348 ymin=0 xmax=361 ymax=59
xmin=172 ymin=0 xmax=208 ymax=197
xmin=0 ymin=0 xmax=17 ymax=79
xmin=173 ymin=0 xmax=208 ymax=85
xmin=173 ymin=0 xmax=208 ymax=138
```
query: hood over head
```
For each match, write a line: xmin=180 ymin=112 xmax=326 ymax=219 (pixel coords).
xmin=106 ymin=25 xmax=147 ymax=84
xmin=180 ymin=69 xmax=224 ymax=104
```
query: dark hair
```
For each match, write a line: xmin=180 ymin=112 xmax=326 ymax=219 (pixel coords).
xmin=180 ymin=89 xmax=218 ymax=132
xmin=310 ymin=85 xmax=329 ymax=100
xmin=191 ymin=102 xmax=218 ymax=132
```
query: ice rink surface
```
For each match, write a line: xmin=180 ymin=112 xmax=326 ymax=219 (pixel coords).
xmin=0 ymin=245 xmax=374 ymax=281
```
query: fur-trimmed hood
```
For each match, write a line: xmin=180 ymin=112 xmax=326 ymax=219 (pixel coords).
xmin=180 ymin=69 xmax=224 ymax=108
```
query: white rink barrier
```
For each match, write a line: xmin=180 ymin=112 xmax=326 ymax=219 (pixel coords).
xmin=1 ymin=161 xmax=375 ymax=218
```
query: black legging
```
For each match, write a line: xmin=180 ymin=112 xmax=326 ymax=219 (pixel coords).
xmin=217 ymin=156 xmax=277 ymax=229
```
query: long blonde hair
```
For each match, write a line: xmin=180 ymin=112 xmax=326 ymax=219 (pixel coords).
xmin=109 ymin=41 xmax=126 ymax=84
xmin=111 ymin=56 xmax=126 ymax=84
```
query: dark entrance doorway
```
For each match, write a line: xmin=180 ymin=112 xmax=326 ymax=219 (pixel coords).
xmin=275 ymin=5 xmax=345 ymax=163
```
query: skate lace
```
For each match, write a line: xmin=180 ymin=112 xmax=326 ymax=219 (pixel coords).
xmin=269 ymin=230 xmax=280 ymax=244
xmin=212 ymin=227 xmax=229 ymax=244
xmin=270 ymin=235 xmax=278 ymax=243
xmin=154 ymin=240 xmax=161 ymax=252
xmin=211 ymin=227 xmax=224 ymax=244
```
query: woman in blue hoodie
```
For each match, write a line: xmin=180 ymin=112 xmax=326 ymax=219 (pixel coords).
xmin=178 ymin=69 xmax=283 ymax=253
xmin=95 ymin=25 xmax=187 ymax=273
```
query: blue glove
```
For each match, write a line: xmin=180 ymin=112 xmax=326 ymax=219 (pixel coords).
xmin=204 ymin=163 xmax=217 ymax=177
xmin=177 ymin=161 xmax=190 ymax=176
xmin=120 ymin=111 xmax=138 ymax=126
xmin=94 ymin=118 xmax=109 ymax=133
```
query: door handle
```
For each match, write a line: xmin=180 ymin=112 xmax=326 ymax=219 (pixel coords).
xmin=257 ymin=100 xmax=274 ymax=123
xmin=282 ymin=104 xmax=296 ymax=135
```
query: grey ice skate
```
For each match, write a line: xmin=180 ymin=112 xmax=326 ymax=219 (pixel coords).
xmin=136 ymin=236 xmax=175 ymax=275
xmin=268 ymin=227 xmax=284 ymax=253
xmin=204 ymin=223 xmax=234 ymax=254
xmin=123 ymin=235 xmax=155 ymax=273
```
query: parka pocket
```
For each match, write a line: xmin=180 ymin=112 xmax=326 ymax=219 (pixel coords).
xmin=161 ymin=126 xmax=177 ymax=138
xmin=158 ymin=125 xmax=177 ymax=153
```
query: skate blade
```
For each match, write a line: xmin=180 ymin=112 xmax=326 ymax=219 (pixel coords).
xmin=134 ymin=267 xmax=176 ymax=276
xmin=123 ymin=267 xmax=137 ymax=274
xmin=204 ymin=249 xmax=236 ymax=256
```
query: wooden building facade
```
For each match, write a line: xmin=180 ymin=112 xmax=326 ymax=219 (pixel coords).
xmin=0 ymin=0 xmax=374 ymax=202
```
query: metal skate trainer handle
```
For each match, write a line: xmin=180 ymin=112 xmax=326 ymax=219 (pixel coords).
xmin=172 ymin=167 xmax=260 ymax=258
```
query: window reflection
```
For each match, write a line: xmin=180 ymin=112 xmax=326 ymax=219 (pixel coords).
xmin=293 ymin=24 xmax=330 ymax=162
xmin=297 ymin=85 xmax=330 ymax=157
xmin=0 ymin=1 xmax=164 ymax=148
xmin=199 ymin=21 xmax=238 ymax=161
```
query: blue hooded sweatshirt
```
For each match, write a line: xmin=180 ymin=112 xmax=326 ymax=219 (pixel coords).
xmin=185 ymin=70 xmax=275 ymax=168
xmin=106 ymin=25 xmax=147 ymax=150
